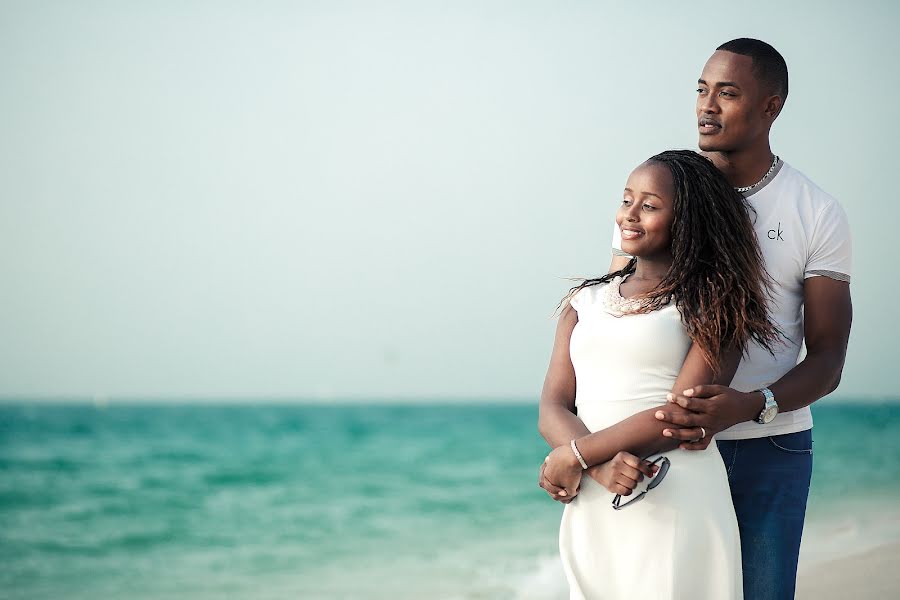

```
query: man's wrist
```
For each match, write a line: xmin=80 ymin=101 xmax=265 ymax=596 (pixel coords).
xmin=743 ymin=390 xmax=767 ymax=423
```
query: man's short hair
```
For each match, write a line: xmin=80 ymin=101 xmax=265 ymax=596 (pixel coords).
xmin=717 ymin=38 xmax=788 ymax=102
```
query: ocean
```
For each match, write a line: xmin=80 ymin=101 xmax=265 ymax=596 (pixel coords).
xmin=2 ymin=401 xmax=899 ymax=599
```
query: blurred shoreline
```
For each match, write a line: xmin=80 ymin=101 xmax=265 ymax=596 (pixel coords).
xmin=797 ymin=541 xmax=900 ymax=600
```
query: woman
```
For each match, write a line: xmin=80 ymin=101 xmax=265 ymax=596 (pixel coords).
xmin=538 ymin=150 xmax=781 ymax=599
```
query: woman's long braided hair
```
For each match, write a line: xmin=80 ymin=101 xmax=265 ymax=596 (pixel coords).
xmin=564 ymin=150 xmax=782 ymax=374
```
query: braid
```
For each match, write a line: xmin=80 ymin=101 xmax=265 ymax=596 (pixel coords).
xmin=557 ymin=257 xmax=636 ymax=315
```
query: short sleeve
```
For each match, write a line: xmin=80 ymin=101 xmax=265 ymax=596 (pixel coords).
xmin=611 ymin=221 xmax=631 ymax=257
xmin=568 ymin=285 xmax=590 ymax=313
xmin=805 ymin=200 xmax=852 ymax=282
xmin=569 ymin=283 xmax=606 ymax=314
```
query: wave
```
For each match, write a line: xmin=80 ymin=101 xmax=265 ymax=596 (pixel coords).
xmin=30 ymin=527 xmax=187 ymax=556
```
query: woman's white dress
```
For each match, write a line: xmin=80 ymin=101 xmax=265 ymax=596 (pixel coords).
xmin=559 ymin=277 xmax=742 ymax=600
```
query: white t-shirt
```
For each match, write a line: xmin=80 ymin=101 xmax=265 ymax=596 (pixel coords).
xmin=611 ymin=160 xmax=852 ymax=440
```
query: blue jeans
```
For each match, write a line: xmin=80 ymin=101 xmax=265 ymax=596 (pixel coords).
xmin=717 ymin=430 xmax=813 ymax=600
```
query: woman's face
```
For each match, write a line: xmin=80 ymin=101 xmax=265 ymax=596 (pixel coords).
xmin=616 ymin=161 xmax=676 ymax=260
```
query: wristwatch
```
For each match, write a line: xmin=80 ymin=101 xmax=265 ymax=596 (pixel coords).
xmin=755 ymin=387 xmax=778 ymax=424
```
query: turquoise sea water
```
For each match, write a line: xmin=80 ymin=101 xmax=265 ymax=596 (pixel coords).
xmin=2 ymin=401 xmax=899 ymax=599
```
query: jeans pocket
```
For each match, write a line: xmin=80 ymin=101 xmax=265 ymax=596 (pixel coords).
xmin=767 ymin=430 xmax=813 ymax=455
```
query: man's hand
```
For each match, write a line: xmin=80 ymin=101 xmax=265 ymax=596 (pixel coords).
xmin=586 ymin=452 xmax=659 ymax=496
xmin=654 ymin=384 xmax=762 ymax=450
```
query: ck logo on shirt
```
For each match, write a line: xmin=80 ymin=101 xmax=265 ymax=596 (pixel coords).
xmin=767 ymin=222 xmax=784 ymax=241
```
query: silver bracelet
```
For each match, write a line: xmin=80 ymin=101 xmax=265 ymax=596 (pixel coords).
xmin=570 ymin=439 xmax=588 ymax=470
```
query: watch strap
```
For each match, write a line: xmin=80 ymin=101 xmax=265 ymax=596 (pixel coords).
xmin=756 ymin=387 xmax=776 ymax=424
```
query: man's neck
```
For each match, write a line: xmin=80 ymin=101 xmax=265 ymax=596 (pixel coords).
xmin=703 ymin=145 xmax=775 ymax=189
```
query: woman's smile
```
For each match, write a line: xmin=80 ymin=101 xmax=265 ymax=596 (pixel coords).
xmin=620 ymin=227 xmax=645 ymax=241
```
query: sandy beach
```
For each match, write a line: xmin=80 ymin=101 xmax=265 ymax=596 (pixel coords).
xmin=796 ymin=541 xmax=900 ymax=600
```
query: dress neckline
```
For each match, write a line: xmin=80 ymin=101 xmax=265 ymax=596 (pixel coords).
xmin=600 ymin=275 xmax=647 ymax=317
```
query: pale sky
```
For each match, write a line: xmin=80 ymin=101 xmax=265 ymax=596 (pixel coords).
xmin=1 ymin=0 xmax=897 ymax=400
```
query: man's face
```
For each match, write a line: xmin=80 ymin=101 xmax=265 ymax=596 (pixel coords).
xmin=696 ymin=50 xmax=772 ymax=153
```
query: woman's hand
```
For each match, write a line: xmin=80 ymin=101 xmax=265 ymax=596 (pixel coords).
xmin=540 ymin=444 xmax=584 ymax=501
xmin=586 ymin=451 xmax=659 ymax=496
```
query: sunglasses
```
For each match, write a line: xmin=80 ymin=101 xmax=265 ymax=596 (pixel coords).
xmin=612 ymin=455 xmax=671 ymax=510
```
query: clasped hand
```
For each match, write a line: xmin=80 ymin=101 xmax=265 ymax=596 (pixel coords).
xmin=539 ymin=448 xmax=658 ymax=503
xmin=653 ymin=384 xmax=756 ymax=450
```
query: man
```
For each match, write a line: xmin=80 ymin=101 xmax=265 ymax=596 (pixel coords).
xmin=607 ymin=39 xmax=853 ymax=599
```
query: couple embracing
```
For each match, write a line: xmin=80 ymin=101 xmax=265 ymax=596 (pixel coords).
xmin=538 ymin=39 xmax=852 ymax=600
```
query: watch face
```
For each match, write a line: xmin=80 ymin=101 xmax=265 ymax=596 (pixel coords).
xmin=761 ymin=405 xmax=778 ymax=424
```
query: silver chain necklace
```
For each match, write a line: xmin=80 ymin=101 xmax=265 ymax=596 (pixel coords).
xmin=735 ymin=154 xmax=779 ymax=193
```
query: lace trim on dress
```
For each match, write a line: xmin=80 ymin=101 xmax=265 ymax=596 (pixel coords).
xmin=599 ymin=275 xmax=649 ymax=317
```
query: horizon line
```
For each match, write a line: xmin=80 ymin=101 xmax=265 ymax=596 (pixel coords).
xmin=1 ymin=394 xmax=898 ymax=406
